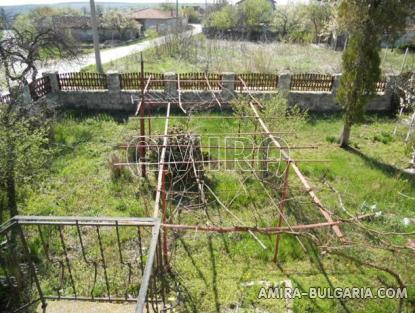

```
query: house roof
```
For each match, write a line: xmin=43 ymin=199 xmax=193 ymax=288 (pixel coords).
xmin=132 ymin=8 xmax=177 ymax=20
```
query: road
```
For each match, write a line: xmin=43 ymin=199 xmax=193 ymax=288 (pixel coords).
xmin=38 ymin=24 xmax=202 ymax=75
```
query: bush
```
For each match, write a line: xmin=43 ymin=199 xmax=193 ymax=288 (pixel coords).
xmin=373 ymin=131 xmax=393 ymax=144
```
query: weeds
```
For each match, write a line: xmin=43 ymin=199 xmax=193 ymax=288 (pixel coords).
xmin=83 ymin=34 xmax=414 ymax=75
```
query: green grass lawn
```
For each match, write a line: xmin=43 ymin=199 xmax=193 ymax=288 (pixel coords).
xmin=83 ymin=34 xmax=415 ymax=75
xmin=20 ymin=107 xmax=415 ymax=313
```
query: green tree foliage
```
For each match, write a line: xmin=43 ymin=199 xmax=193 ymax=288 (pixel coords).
xmin=102 ymin=10 xmax=140 ymax=39
xmin=302 ymin=1 xmax=332 ymax=42
xmin=336 ymin=0 xmax=414 ymax=147
xmin=272 ymin=5 xmax=302 ymax=38
xmin=206 ymin=0 xmax=272 ymax=31
xmin=11 ymin=7 xmax=81 ymax=61
xmin=272 ymin=2 xmax=332 ymax=43
xmin=181 ymin=7 xmax=201 ymax=23
xmin=238 ymin=0 xmax=273 ymax=29
xmin=206 ymin=5 xmax=238 ymax=30
xmin=160 ymin=3 xmax=175 ymax=12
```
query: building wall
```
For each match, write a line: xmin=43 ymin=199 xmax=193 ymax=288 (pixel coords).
xmin=139 ymin=17 xmax=188 ymax=33
xmin=70 ymin=28 xmax=140 ymax=43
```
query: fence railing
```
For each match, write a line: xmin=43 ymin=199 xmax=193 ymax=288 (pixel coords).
xmin=2 ymin=72 xmax=393 ymax=105
xmin=58 ymin=72 xmax=108 ymax=91
xmin=29 ymin=76 xmax=52 ymax=101
xmin=0 ymin=93 xmax=11 ymax=104
xmin=0 ymin=216 xmax=166 ymax=313
xmin=120 ymin=72 xmax=165 ymax=91
xmin=179 ymin=72 xmax=222 ymax=90
xmin=290 ymin=73 xmax=334 ymax=92
xmin=376 ymin=77 xmax=387 ymax=93
xmin=236 ymin=73 xmax=279 ymax=91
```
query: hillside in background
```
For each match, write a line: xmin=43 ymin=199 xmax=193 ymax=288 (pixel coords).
xmin=0 ymin=2 xmax=203 ymax=21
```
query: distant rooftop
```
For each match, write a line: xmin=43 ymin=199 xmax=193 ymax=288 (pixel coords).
xmin=132 ymin=8 xmax=177 ymax=20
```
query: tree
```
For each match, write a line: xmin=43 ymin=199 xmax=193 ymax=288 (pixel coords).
xmin=273 ymin=5 xmax=302 ymax=38
xmin=160 ymin=3 xmax=175 ymax=12
xmin=238 ymin=0 xmax=273 ymax=31
xmin=0 ymin=14 xmax=79 ymax=219
xmin=336 ymin=0 xmax=414 ymax=147
xmin=206 ymin=5 xmax=238 ymax=30
xmin=102 ymin=10 xmax=140 ymax=40
xmin=301 ymin=1 xmax=332 ymax=43
xmin=181 ymin=7 xmax=201 ymax=24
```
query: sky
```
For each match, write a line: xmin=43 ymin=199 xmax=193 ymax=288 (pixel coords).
xmin=0 ymin=0 xmax=308 ymax=6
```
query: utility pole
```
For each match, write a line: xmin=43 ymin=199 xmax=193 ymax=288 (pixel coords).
xmin=90 ymin=0 xmax=103 ymax=73
xmin=176 ymin=0 xmax=179 ymax=32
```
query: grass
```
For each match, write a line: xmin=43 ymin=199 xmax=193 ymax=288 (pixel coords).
xmin=83 ymin=34 xmax=415 ymax=74
xmin=18 ymin=105 xmax=415 ymax=313
xmin=23 ymin=112 xmax=151 ymax=218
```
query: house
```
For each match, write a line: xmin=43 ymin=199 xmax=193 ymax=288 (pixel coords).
xmin=132 ymin=8 xmax=187 ymax=33
xmin=47 ymin=15 xmax=141 ymax=43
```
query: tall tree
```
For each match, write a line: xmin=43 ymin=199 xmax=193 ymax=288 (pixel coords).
xmin=337 ymin=0 xmax=414 ymax=147
xmin=302 ymin=0 xmax=332 ymax=43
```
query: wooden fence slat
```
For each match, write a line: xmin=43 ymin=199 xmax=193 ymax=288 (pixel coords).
xmin=290 ymin=73 xmax=333 ymax=92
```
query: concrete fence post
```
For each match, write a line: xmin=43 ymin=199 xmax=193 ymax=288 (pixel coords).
xmin=221 ymin=72 xmax=235 ymax=100
xmin=43 ymin=72 xmax=60 ymax=93
xmin=22 ymin=84 xmax=32 ymax=104
xmin=385 ymin=74 xmax=398 ymax=96
xmin=107 ymin=71 xmax=121 ymax=109
xmin=332 ymin=73 xmax=342 ymax=97
xmin=107 ymin=71 xmax=121 ymax=93
xmin=164 ymin=72 xmax=177 ymax=98
xmin=278 ymin=71 xmax=291 ymax=92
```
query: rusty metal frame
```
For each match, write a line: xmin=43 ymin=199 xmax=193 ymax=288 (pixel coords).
xmin=0 ymin=216 xmax=163 ymax=313
xmin=124 ymin=75 xmax=345 ymax=267
xmin=249 ymin=102 xmax=344 ymax=239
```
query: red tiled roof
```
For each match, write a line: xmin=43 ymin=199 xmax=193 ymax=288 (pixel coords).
xmin=132 ymin=8 xmax=176 ymax=20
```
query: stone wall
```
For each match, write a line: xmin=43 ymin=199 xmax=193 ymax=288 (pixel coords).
xmin=42 ymin=71 xmax=398 ymax=113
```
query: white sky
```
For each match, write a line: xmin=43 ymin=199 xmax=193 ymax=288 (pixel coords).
xmin=0 ymin=0 xmax=308 ymax=6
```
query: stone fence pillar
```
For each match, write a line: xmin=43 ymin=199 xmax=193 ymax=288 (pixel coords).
xmin=221 ymin=72 xmax=235 ymax=92
xmin=107 ymin=71 xmax=121 ymax=109
xmin=164 ymin=72 xmax=177 ymax=97
xmin=332 ymin=73 xmax=342 ymax=97
xmin=22 ymin=84 xmax=32 ymax=104
xmin=221 ymin=72 xmax=235 ymax=100
xmin=385 ymin=74 xmax=399 ymax=96
xmin=43 ymin=72 xmax=60 ymax=93
xmin=107 ymin=71 xmax=121 ymax=93
xmin=278 ymin=71 xmax=291 ymax=92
